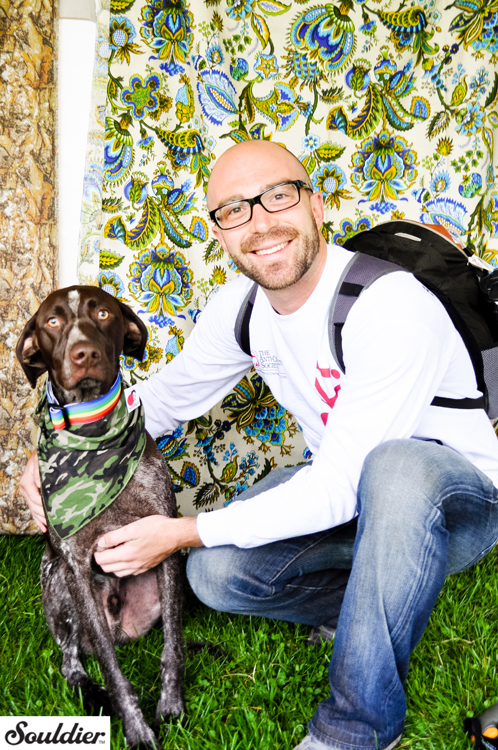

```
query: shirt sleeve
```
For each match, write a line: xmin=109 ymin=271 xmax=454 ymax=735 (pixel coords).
xmin=197 ymin=274 xmax=461 ymax=548
xmin=135 ymin=280 xmax=253 ymax=439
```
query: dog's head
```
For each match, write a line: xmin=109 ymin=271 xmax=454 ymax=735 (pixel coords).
xmin=16 ymin=287 xmax=148 ymax=403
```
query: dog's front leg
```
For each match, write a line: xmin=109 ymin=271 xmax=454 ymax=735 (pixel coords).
xmin=154 ymin=552 xmax=185 ymax=731
xmin=64 ymin=561 xmax=161 ymax=750
xmin=41 ymin=549 xmax=113 ymax=717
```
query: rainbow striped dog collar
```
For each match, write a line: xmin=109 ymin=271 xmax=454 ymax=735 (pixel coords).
xmin=46 ymin=374 xmax=122 ymax=430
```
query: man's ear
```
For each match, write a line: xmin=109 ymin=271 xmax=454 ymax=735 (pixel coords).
xmin=211 ymin=224 xmax=228 ymax=254
xmin=116 ymin=299 xmax=148 ymax=361
xmin=16 ymin=314 xmax=47 ymax=388
xmin=310 ymin=190 xmax=325 ymax=230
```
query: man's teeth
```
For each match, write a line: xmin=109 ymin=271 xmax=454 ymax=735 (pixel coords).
xmin=254 ymin=241 xmax=288 ymax=256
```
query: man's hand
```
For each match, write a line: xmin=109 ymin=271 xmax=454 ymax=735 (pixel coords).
xmin=94 ymin=516 xmax=202 ymax=577
xmin=19 ymin=451 xmax=47 ymax=533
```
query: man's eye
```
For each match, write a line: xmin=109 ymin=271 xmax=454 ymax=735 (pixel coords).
xmin=98 ymin=310 xmax=109 ymax=320
xmin=269 ymin=190 xmax=291 ymax=202
xmin=227 ymin=204 xmax=242 ymax=216
xmin=46 ymin=317 xmax=59 ymax=328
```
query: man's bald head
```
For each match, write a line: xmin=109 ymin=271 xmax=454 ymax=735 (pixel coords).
xmin=205 ymin=139 xmax=327 ymax=311
xmin=206 ymin=140 xmax=311 ymax=211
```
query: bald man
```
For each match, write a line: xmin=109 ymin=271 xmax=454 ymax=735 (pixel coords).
xmin=21 ymin=141 xmax=498 ymax=750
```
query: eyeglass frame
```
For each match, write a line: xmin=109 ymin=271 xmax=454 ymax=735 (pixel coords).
xmin=209 ymin=179 xmax=314 ymax=230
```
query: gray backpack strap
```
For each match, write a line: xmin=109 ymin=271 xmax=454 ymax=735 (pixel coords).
xmin=482 ymin=344 xmax=498 ymax=418
xmin=328 ymin=252 xmax=404 ymax=373
xmin=234 ymin=282 xmax=258 ymax=356
xmin=329 ymin=251 xmax=487 ymax=412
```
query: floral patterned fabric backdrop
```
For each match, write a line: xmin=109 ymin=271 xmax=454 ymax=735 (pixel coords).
xmin=77 ymin=0 xmax=498 ymax=517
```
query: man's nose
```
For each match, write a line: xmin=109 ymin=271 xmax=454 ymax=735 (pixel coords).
xmin=250 ymin=202 xmax=279 ymax=232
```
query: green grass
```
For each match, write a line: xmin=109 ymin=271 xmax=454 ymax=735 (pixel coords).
xmin=0 ymin=534 xmax=496 ymax=749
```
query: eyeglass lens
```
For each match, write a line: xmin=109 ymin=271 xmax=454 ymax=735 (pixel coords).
xmin=215 ymin=182 xmax=300 ymax=229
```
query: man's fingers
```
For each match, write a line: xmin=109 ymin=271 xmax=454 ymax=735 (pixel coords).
xmin=19 ymin=451 xmax=46 ymax=530
xmin=94 ymin=550 xmax=144 ymax=578
xmin=31 ymin=513 xmax=47 ymax=533
xmin=94 ymin=517 xmax=194 ymax=576
xmin=97 ymin=517 xmax=151 ymax=550
xmin=30 ymin=451 xmax=41 ymax=488
xmin=94 ymin=539 xmax=137 ymax=565
xmin=97 ymin=527 xmax=132 ymax=551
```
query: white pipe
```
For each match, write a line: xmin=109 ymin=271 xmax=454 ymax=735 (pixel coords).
xmin=58 ymin=15 xmax=96 ymax=288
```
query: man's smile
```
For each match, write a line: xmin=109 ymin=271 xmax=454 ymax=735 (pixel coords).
xmin=253 ymin=240 xmax=290 ymax=256
xmin=241 ymin=227 xmax=299 ymax=257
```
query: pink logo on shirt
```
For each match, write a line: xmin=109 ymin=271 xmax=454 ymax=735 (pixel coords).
xmin=251 ymin=351 xmax=260 ymax=367
xmin=315 ymin=363 xmax=341 ymax=425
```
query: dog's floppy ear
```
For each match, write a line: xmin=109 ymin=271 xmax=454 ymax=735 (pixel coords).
xmin=116 ymin=299 xmax=148 ymax=361
xmin=16 ymin=314 xmax=48 ymax=388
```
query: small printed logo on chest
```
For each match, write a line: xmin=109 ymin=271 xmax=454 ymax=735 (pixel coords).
xmin=315 ymin=363 xmax=341 ymax=425
xmin=252 ymin=349 xmax=287 ymax=378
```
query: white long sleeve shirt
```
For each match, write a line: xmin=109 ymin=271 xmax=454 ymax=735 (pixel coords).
xmin=136 ymin=245 xmax=498 ymax=548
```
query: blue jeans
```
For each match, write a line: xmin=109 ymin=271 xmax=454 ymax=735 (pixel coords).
xmin=187 ymin=439 xmax=498 ymax=749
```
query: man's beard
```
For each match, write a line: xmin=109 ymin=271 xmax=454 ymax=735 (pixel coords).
xmin=229 ymin=220 xmax=321 ymax=291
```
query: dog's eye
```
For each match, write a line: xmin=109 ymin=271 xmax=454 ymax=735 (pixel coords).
xmin=98 ymin=310 xmax=109 ymax=320
xmin=46 ymin=317 xmax=60 ymax=328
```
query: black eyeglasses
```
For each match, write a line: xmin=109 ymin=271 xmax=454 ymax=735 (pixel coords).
xmin=209 ymin=180 xmax=313 ymax=230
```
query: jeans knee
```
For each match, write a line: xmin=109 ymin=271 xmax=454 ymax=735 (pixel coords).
xmin=186 ymin=546 xmax=225 ymax=610
xmin=357 ymin=439 xmax=451 ymax=525
xmin=186 ymin=545 xmax=272 ymax=614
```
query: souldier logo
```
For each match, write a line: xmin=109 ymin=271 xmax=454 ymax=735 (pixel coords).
xmin=4 ymin=720 xmax=106 ymax=746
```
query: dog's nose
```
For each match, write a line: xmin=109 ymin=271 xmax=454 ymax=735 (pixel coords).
xmin=69 ymin=342 xmax=102 ymax=369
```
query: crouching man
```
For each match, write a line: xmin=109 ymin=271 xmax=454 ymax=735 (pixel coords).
xmin=21 ymin=140 xmax=498 ymax=750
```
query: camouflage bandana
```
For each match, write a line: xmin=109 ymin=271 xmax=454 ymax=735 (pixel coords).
xmin=35 ymin=378 xmax=146 ymax=540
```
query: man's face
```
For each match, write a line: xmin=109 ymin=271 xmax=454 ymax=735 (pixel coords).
xmin=209 ymin=150 xmax=325 ymax=292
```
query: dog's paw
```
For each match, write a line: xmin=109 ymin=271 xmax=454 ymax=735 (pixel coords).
xmin=153 ymin=702 xmax=187 ymax=734
xmin=79 ymin=679 xmax=113 ymax=717
xmin=125 ymin=725 xmax=163 ymax=750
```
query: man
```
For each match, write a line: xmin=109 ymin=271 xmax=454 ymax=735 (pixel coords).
xmin=21 ymin=140 xmax=498 ymax=750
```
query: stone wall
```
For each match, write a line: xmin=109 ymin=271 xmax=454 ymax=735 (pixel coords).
xmin=0 ymin=0 xmax=56 ymax=533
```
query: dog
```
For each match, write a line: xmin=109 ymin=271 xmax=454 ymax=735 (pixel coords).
xmin=16 ymin=286 xmax=184 ymax=750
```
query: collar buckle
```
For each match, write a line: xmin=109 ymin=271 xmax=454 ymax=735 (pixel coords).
xmin=47 ymin=402 xmax=71 ymax=430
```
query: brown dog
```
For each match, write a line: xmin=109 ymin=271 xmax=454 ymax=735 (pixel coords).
xmin=16 ymin=286 xmax=184 ymax=750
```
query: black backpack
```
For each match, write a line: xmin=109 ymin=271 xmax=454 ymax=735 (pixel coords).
xmin=234 ymin=220 xmax=498 ymax=418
